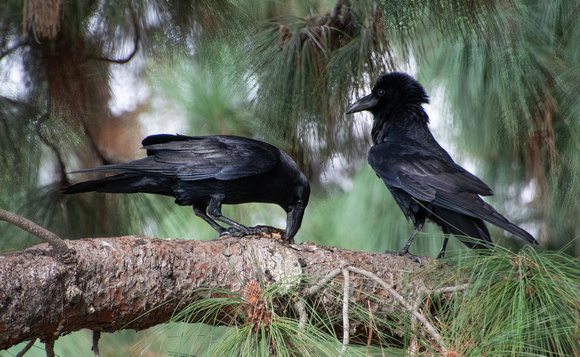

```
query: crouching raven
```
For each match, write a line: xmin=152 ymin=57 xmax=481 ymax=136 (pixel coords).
xmin=62 ymin=134 xmax=310 ymax=242
xmin=347 ymin=72 xmax=537 ymax=258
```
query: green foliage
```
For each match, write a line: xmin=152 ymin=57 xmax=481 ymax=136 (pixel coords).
xmin=418 ymin=0 xmax=580 ymax=248
xmin=167 ymin=277 xmax=411 ymax=356
xmin=147 ymin=49 xmax=257 ymax=136
xmin=243 ymin=0 xmax=393 ymax=158
xmin=434 ymin=246 xmax=580 ymax=355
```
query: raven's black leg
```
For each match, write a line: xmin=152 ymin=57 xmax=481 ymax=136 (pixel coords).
xmin=192 ymin=204 xmax=226 ymax=234
xmin=390 ymin=222 xmax=424 ymax=263
xmin=207 ymin=194 xmax=249 ymax=236
xmin=395 ymin=222 xmax=424 ymax=255
xmin=206 ymin=194 xmax=268 ymax=237
xmin=437 ymin=236 xmax=449 ymax=259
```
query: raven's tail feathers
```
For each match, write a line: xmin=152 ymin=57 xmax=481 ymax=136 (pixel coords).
xmin=61 ymin=174 xmax=173 ymax=196
xmin=436 ymin=192 xmax=537 ymax=245
xmin=482 ymin=209 xmax=538 ymax=245
xmin=433 ymin=207 xmax=495 ymax=250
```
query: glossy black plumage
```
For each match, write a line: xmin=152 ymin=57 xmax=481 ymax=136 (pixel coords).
xmin=347 ymin=72 xmax=537 ymax=257
xmin=62 ymin=134 xmax=310 ymax=241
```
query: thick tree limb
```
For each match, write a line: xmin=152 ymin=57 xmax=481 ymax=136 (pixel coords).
xmin=0 ymin=235 xmax=449 ymax=351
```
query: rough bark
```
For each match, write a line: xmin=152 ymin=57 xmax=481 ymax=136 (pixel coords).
xmin=0 ymin=235 xmax=442 ymax=350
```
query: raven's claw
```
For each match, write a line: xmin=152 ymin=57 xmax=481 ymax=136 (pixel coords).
xmin=381 ymin=249 xmax=422 ymax=264
xmin=219 ymin=227 xmax=249 ymax=238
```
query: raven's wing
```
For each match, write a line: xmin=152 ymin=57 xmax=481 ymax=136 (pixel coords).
xmin=368 ymin=142 xmax=536 ymax=244
xmin=368 ymin=142 xmax=492 ymax=200
xmin=74 ymin=135 xmax=279 ymax=181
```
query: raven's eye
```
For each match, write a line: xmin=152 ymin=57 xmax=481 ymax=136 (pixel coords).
xmin=296 ymin=200 xmax=304 ymax=206
xmin=376 ymin=89 xmax=385 ymax=97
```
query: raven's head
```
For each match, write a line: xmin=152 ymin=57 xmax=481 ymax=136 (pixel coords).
xmin=278 ymin=152 xmax=310 ymax=242
xmin=284 ymin=173 xmax=310 ymax=242
xmin=346 ymin=72 xmax=429 ymax=116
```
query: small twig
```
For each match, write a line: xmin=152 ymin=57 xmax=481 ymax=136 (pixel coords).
xmin=408 ymin=295 xmax=422 ymax=355
xmin=0 ymin=208 xmax=76 ymax=264
xmin=366 ymin=301 xmax=373 ymax=346
xmin=81 ymin=123 xmax=113 ymax=166
xmin=293 ymin=298 xmax=307 ymax=332
xmin=330 ymin=0 xmax=345 ymax=19
xmin=45 ymin=339 xmax=55 ymax=357
xmin=92 ymin=331 xmax=101 ymax=357
xmin=34 ymin=112 xmax=69 ymax=187
xmin=340 ymin=268 xmax=350 ymax=356
xmin=0 ymin=37 xmax=28 ymax=61
xmin=15 ymin=339 xmax=36 ymax=357
xmin=307 ymin=264 xmax=464 ymax=353
xmin=431 ymin=283 xmax=469 ymax=295
xmin=308 ymin=268 xmax=342 ymax=295
xmin=408 ymin=325 xmax=418 ymax=355
xmin=366 ymin=301 xmax=385 ymax=356
xmin=347 ymin=266 xmax=448 ymax=354
xmin=85 ymin=6 xmax=139 ymax=64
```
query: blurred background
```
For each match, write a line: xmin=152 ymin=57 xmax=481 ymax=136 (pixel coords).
xmin=1 ymin=0 xmax=579 ymax=355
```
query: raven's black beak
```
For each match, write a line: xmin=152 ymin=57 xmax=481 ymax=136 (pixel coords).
xmin=346 ymin=93 xmax=378 ymax=114
xmin=285 ymin=204 xmax=305 ymax=242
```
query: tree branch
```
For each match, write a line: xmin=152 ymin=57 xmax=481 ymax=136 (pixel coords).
xmin=347 ymin=266 xmax=448 ymax=354
xmin=15 ymin=339 xmax=35 ymax=357
xmin=308 ymin=267 xmax=342 ymax=295
xmin=0 ymin=208 xmax=76 ymax=263
xmin=34 ymin=111 xmax=70 ymax=187
xmin=85 ymin=7 xmax=139 ymax=65
xmin=45 ymin=339 xmax=55 ymax=357
xmin=92 ymin=331 xmax=101 ymax=357
xmin=0 ymin=234 xmax=441 ymax=350
xmin=341 ymin=268 xmax=350 ymax=356
xmin=0 ymin=38 xmax=27 ymax=61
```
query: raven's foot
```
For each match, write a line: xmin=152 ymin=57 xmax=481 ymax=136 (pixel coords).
xmin=395 ymin=249 xmax=422 ymax=264
xmin=247 ymin=226 xmax=272 ymax=236
xmin=436 ymin=251 xmax=446 ymax=259
xmin=219 ymin=226 xmax=250 ymax=238
xmin=219 ymin=226 xmax=274 ymax=238
xmin=403 ymin=253 xmax=422 ymax=264
xmin=381 ymin=249 xmax=422 ymax=264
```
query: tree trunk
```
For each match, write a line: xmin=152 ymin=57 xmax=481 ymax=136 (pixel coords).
xmin=0 ymin=235 xmax=440 ymax=350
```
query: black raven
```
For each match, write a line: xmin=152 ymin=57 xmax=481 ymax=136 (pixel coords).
xmin=347 ymin=72 xmax=537 ymax=258
xmin=62 ymin=134 xmax=310 ymax=242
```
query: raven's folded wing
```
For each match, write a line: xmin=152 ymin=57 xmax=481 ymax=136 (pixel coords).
xmin=72 ymin=135 xmax=278 ymax=181
xmin=368 ymin=142 xmax=492 ymax=201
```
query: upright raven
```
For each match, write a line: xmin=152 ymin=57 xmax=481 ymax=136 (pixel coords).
xmin=347 ymin=72 xmax=537 ymax=258
xmin=62 ymin=134 xmax=310 ymax=242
